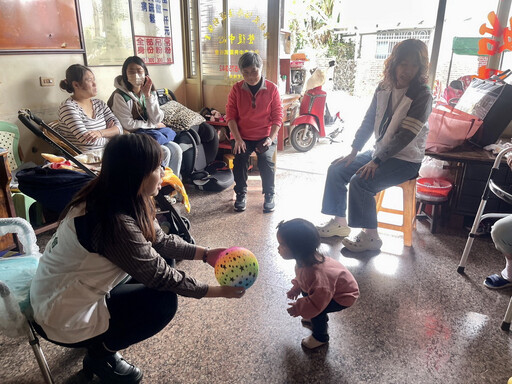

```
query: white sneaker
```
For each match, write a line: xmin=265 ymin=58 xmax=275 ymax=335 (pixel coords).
xmin=301 ymin=335 xmax=327 ymax=349
xmin=316 ymin=219 xmax=351 ymax=238
xmin=342 ymin=230 xmax=382 ymax=252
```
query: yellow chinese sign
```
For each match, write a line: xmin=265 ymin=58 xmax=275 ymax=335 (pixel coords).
xmin=203 ymin=7 xmax=269 ymax=80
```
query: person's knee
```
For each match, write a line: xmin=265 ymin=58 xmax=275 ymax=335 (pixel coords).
xmin=153 ymin=291 xmax=178 ymax=322
xmin=491 ymin=218 xmax=512 ymax=249
xmin=166 ymin=141 xmax=183 ymax=158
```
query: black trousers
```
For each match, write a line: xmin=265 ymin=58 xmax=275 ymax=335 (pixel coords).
xmin=231 ymin=139 xmax=276 ymax=195
xmin=303 ymin=291 xmax=347 ymax=343
xmin=34 ymin=282 xmax=178 ymax=352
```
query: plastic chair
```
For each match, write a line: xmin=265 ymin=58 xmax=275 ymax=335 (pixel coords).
xmin=457 ymin=146 xmax=512 ymax=331
xmin=375 ymin=178 xmax=417 ymax=247
xmin=0 ymin=122 xmax=43 ymax=226
xmin=0 ymin=217 xmax=54 ymax=383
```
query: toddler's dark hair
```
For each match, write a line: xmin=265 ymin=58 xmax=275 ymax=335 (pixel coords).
xmin=277 ymin=218 xmax=324 ymax=266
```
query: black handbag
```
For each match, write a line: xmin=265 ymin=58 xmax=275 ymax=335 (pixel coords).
xmin=455 ymin=70 xmax=512 ymax=147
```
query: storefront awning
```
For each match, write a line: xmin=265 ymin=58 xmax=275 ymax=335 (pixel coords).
xmin=452 ymin=37 xmax=482 ymax=56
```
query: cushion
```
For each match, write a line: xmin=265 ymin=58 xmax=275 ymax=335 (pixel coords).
xmin=160 ymin=101 xmax=206 ymax=132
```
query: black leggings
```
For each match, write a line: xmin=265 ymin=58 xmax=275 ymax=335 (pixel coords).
xmin=302 ymin=291 xmax=347 ymax=343
xmin=34 ymin=282 xmax=178 ymax=352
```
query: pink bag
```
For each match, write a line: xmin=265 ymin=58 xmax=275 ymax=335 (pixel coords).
xmin=425 ymin=107 xmax=483 ymax=153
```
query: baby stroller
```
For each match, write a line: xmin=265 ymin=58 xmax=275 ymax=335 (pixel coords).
xmin=175 ymin=122 xmax=234 ymax=191
xmin=17 ymin=109 xmax=194 ymax=243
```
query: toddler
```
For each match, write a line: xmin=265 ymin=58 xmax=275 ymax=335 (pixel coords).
xmin=277 ymin=218 xmax=359 ymax=349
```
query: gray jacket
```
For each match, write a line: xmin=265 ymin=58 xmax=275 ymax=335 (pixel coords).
xmin=352 ymin=82 xmax=433 ymax=164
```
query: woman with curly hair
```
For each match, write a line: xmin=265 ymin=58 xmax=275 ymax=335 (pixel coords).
xmin=316 ymin=39 xmax=432 ymax=252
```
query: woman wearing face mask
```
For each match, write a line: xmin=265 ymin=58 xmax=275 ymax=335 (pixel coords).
xmin=109 ymin=56 xmax=182 ymax=176
xmin=58 ymin=64 xmax=122 ymax=152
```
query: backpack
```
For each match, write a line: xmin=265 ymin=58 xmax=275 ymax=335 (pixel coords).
xmin=174 ymin=123 xmax=234 ymax=192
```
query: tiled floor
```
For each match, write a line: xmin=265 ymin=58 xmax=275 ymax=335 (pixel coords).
xmin=1 ymin=139 xmax=512 ymax=384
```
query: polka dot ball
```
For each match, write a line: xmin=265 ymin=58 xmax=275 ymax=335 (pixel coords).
xmin=214 ymin=247 xmax=259 ymax=289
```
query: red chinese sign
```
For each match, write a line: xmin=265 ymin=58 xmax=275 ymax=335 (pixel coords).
xmin=135 ymin=36 xmax=173 ymax=65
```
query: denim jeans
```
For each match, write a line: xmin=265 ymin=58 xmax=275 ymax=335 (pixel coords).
xmin=231 ymin=139 xmax=276 ymax=195
xmin=163 ymin=141 xmax=183 ymax=176
xmin=321 ymin=150 xmax=421 ymax=229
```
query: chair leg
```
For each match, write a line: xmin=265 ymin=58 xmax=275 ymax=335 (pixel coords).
xmin=26 ymin=321 xmax=55 ymax=384
xmin=375 ymin=190 xmax=385 ymax=211
xmin=502 ymin=296 xmax=512 ymax=331
xmin=402 ymin=183 xmax=415 ymax=247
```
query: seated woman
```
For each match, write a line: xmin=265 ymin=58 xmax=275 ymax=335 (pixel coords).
xmin=316 ymin=39 xmax=433 ymax=252
xmin=484 ymin=157 xmax=512 ymax=289
xmin=109 ymin=56 xmax=182 ymax=176
xmin=30 ymin=134 xmax=245 ymax=383
xmin=58 ymin=64 xmax=122 ymax=152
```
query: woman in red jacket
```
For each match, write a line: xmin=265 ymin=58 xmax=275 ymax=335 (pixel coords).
xmin=225 ymin=52 xmax=284 ymax=213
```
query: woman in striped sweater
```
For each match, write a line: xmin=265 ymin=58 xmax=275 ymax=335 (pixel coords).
xmin=57 ymin=64 xmax=123 ymax=153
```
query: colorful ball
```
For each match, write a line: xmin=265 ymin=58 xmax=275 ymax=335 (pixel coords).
xmin=214 ymin=247 xmax=259 ymax=289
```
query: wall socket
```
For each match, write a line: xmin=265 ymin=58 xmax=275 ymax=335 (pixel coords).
xmin=40 ymin=77 xmax=55 ymax=87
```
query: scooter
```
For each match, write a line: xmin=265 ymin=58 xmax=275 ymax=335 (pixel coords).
xmin=289 ymin=63 xmax=344 ymax=152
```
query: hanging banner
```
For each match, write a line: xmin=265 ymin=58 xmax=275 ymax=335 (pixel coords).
xmin=132 ymin=0 xmax=174 ymax=64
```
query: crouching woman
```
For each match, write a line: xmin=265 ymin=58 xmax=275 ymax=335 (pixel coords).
xmin=30 ymin=134 xmax=245 ymax=383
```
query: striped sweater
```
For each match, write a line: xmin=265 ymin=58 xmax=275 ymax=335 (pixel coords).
xmin=58 ymin=97 xmax=122 ymax=152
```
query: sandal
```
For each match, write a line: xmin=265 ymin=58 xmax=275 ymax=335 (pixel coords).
xmin=483 ymin=274 xmax=512 ymax=289
xmin=342 ymin=230 xmax=382 ymax=252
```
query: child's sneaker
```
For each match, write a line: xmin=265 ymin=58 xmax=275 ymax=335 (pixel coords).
xmin=342 ymin=230 xmax=382 ymax=252
xmin=301 ymin=335 xmax=327 ymax=349
xmin=316 ymin=219 xmax=351 ymax=238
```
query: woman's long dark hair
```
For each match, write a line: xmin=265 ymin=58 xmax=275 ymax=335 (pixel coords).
xmin=382 ymin=39 xmax=429 ymax=88
xmin=121 ymin=56 xmax=156 ymax=93
xmin=277 ymin=219 xmax=324 ymax=267
xmin=63 ymin=134 xmax=162 ymax=248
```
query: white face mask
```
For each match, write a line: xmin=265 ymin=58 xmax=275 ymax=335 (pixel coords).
xmin=127 ymin=73 xmax=145 ymax=87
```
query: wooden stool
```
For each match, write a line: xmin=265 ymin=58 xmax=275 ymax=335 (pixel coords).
xmin=375 ymin=179 xmax=417 ymax=247
xmin=414 ymin=193 xmax=449 ymax=234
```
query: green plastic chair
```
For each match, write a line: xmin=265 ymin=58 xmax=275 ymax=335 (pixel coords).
xmin=0 ymin=122 xmax=43 ymax=226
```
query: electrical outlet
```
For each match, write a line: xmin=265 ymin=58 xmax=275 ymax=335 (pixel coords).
xmin=40 ymin=77 xmax=55 ymax=87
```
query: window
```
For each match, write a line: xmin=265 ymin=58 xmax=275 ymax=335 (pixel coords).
xmin=375 ymin=29 xmax=431 ymax=59
xmin=192 ymin=0 xmax=268 ymax=82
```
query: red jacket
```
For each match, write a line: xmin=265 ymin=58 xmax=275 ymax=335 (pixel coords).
xmin=225 ymin=78 xmax=284 ymax=141
xmin=289 ymin=256 xmax=359 ymax=319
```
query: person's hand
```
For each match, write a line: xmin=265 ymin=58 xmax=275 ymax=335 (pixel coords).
xmin=205 ymin=247 xmax=227 ymax=267
xmin=287 ymin=302 xmax=299 ymax=317
xmin=262 ymin=136 xmax=272 ymax=148
xmin=141 ymin=76 xmax=153 ymax=97
xmin=82 ymin=130 xmax=103 ymax=143
xmin=233 ymin=139 xmax=246 ymax=154
xmin=286 ymin=289 xmax=299 ymax=300
xmin=507 ymin=153 xmax=512 ymax=170
xmin=356 ymin=161 xmax=379 ymax=180
xmin=156 ymin=122 xmax=166 ymax=128
xmin=331 ymin=151 xmax=357 ymax=167
xmin=205 ymin=285 xmax=246 ymax=299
